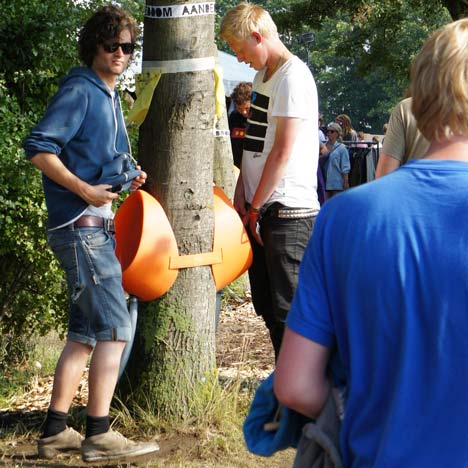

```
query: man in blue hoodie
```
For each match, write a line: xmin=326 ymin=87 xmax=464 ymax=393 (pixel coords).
xmin=23 ymin=6 xmax=160 ymax=463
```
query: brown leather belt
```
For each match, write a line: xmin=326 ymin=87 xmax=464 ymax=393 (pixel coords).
xmin=71 ymin=215 xmax=115 ymax=232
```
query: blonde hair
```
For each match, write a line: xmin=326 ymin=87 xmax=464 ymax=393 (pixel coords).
xmin=220 ymin=2 xmax=278 ymax=42
xmin=411 ymin=18 xmax=468 ymax=141
xmin=335 ymin=114 xmax=353 ymax=135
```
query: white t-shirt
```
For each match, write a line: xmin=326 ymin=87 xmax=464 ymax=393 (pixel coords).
xmin=241 ymin=56 xmax=319 ymax=210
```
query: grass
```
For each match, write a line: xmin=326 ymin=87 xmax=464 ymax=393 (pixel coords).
xmin=30 ymin=332 xmax=64 ymax=375
xmin=0 ymin=369 xmax=29 ymax=409
xmin=108 ymin=350 xmax=254 ymax=459
xmin=0 ymin=285 xmax=296 ymax=467
xmin=0 ymin=338 xmax=294 ymax=467
xmin=0 ymin=331 xmax=62 ymax=409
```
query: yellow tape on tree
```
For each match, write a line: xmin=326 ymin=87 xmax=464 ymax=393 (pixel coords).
xmin=126 ymin=72 xmax=162 ymax=127
xmin=214 ymin=64 xmax=225 ymax=119
xmin=126 ymin=57 xmax=225 ymax=127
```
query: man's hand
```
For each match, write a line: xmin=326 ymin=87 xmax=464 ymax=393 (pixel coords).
xmin=247 ymin=208 xmax=263 ymax=246
xmin=80 ymin=183 xmax=119 ymax=206
xmin=343 ymin=175 xmax=350 ymax=190
xmin=130 ymin=166 xmax=147 ymax=191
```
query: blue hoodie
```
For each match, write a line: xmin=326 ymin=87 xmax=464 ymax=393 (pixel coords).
xmin=24 ymin=67 xmax=131 ymax=229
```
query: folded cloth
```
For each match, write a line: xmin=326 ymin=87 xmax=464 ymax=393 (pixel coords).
xmin=243 ymin=372 xmax=312 ymax=457
xmin=97 ymin=153 xmax=141 ymax=192
xmin=293 ymin=391 xmax=343 ymax=468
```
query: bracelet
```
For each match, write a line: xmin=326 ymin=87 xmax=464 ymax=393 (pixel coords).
xmin=249 ymin=206 xmax=261 ymax=214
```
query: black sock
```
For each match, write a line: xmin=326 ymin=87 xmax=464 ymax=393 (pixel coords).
xmin=41 ymin=408 xmax=68 ymax=438
xmin=86 ymin=415 xmax=110 ymax=439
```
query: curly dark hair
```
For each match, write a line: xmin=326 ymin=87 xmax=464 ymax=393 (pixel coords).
xmin=78 ymin=5 xmax=139 ymax=68
xmin=230 ymin=81 xmax=253 ymax=106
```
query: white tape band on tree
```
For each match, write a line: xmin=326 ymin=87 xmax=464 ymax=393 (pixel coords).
xmin=143 ymin=57 xmax=216 ymax=74
xmin=145 ymin=2 xmax=215 ymax=19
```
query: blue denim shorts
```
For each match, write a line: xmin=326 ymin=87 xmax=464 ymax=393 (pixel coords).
xmin=47 ymin=226 xmax=132 ymax=347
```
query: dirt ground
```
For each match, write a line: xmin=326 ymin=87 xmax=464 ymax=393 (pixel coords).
xmin=0 ymin=295 xmax=295 ymax=467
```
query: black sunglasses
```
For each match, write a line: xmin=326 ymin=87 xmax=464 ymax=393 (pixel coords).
xmin=102 ymin=42 xmax=135 ymax=55
xmin=327 ymin=130 xmax=337 ymax=134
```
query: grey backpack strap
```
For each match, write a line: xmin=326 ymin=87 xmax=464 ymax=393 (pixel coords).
xmin=293 ymin=392 xmax=343 ymax=468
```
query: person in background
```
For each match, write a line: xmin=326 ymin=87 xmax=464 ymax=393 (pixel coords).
xmin=356 ymin=130 xmax=368 ymax=148
xmin=275 ymin=18 xmax=468 ymax=467
xmin=318 ymin=113 xmax=327 ymax=145
xmin=220 ymin=2 xmax=319 ymax=359
xmin=316 ymin=114 xmax=327 ymax=206
xmin=23 ymin=6 xmax=159 ymax=463
xmin=382 ymin=122 xmax=388 ymax=141
xmin=372 ymin=135 xmax=381 ymax=147
xmin=228 ymin=81 xmax=253 ymax=168
xmin=375 ymin=97 xmax=430 ymax=178
xmin=335 ymin=114 xmax=357 ymax=142
xmin=320 ymin=122 xmax=350 ymax=199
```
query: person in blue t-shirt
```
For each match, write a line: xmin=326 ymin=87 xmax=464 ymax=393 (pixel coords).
xmin=320 ymin=122 xmax=350 ymax=199
xmin=274 ymin=18 xmax=468 ymax=467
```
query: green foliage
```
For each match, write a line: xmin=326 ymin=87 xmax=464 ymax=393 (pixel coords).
xmin=0 ymin=77 xmax=68 ymax=348
xmin=1 ymin=0 xmax=92 ymax=111
xmin=306 ymin=2 xmax=449 ymax=130
xmin=337 ymin=1 xmax=451 ymax=82
xmin=275 ymin=0 xmax=450 ymax=131
xmin=273 ymin=0 xmax=452 ymax=83
xmin=308 ymin=13 xmax=401 ymax=131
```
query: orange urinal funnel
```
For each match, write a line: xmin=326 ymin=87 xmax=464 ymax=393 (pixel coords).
xmin=114 ymin=190 xmax=178 ymax=301
xmin=212 ymin=186 xmax=253 ymax=290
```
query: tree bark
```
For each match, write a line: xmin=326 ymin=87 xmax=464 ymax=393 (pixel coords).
xmin=213 ymin=96 xmax=236 ymax=199
xmin=119 ymin=0 xmax=217 ymax=420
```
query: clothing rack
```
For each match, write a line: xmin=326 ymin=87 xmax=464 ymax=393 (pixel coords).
xmin=342 ymin=141 xmax=380 ymax=187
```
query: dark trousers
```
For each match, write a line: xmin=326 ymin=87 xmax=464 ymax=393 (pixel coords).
xmin=247 ymin=213 xmax=315 ymax=359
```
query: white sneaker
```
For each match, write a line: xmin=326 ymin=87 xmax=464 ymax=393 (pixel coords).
xmin=81 ymin=430 xmax=160 ymax=463
xmin=37 ymin=427 xmax=83 ymax=458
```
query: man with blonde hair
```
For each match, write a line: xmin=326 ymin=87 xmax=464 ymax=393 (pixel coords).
xmin=275 ymin=18 xmax=468 ymax=467
xmin=220 ymin=3 xmax=320 ymax=359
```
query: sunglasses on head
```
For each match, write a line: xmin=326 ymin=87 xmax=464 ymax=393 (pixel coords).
xmin=102 ymin=42 xmax=135 ymax=55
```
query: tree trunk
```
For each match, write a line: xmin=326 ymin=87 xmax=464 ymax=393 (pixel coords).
xmin=213 ymin=51 xmax=236 ymax=199
xmin=120 ymin=0 xmax=217 ymax=420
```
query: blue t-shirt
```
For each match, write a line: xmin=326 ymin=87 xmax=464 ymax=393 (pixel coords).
xmin=287 ymin=160 xmax=468 ymax=467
